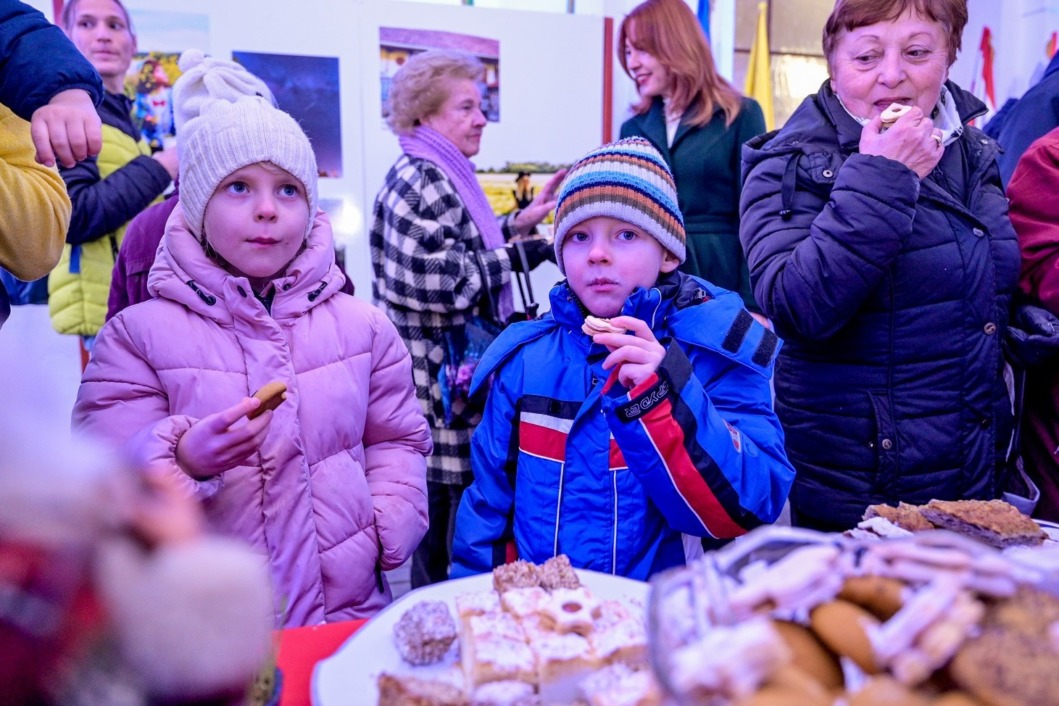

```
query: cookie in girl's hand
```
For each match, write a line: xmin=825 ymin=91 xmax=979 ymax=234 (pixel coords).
xmin=247 ymin=381 xmax=287 ymax=420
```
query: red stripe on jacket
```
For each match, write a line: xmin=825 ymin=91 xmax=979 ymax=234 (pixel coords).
xmin=519 ymin=420 xmax=567 ymax=463
xmin=632 ymin=380 xmax=745 ymax=538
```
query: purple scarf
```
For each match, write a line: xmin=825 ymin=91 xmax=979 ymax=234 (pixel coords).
xmin=398 ymin=125 xmax=513 ymax=321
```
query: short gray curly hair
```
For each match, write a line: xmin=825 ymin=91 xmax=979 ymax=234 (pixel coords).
xmin=386 ymin=49 xmax=484 ymax=135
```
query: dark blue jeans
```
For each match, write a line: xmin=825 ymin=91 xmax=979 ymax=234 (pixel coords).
xmin=411 ymin=481 xmax=466 ymax=588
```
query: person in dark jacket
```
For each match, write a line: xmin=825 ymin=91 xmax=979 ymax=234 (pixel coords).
xmin=0 ymin=0 xmax=103 ymax=327
xmin=739 ymin=0 xmax=1020 ymax=530
xmin=49 ymin=0 xmax=176 ymax=351
xmin=1007 ymin=126 xmax=1059 ymax=521
xmin=618 ymin=0 xmax=766 ymax=314
xmin=989 ymin=51 xmax=1059 ymax=187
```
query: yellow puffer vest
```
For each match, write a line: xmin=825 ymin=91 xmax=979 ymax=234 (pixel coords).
xmin=49 ymin=124 xmax=155 ymax=336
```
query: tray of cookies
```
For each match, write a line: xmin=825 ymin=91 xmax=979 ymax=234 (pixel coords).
xmin=311 ymin=555 xmax=657 ymax=705
xmin=647 ymin=522 xmax=1059 ymax=706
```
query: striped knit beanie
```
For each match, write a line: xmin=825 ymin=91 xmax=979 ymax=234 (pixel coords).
xmin=553 ymin=137 xmax=685 ymax=274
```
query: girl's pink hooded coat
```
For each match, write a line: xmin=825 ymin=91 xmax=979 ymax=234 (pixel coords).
xmin=74 ymin=209 xmax=432 ymax=627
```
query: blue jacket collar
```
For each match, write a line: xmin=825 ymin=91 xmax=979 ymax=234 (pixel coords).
xmin=549 ymin=271 xmax=695 ymax=334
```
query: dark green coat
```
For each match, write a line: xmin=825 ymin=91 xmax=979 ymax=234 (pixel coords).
xmin=621 ymin=97 xmax=765 ymax=311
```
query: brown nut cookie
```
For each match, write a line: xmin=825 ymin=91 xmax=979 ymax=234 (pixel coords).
xmin=247 ymin=381 xmax=287 ymax=419
xmin=772 ymin=620 xmax=844 ymax=691
xmin=393 ymin=600 xmax=458 ymax=666
xmin=863 ymin=502 xmax=936 ymax=532
xmin=809 ymin=599 xmax=881 ymax=674
xmin=982 ymin=584 xmax=1059 ymax=640
xmin=919 ymin=499 xmax=1046 ymax=548
xmin=948 ymin=627 xmax=1059 ymax=706
xmin=838 ymin=575 xmax=909 ymax=621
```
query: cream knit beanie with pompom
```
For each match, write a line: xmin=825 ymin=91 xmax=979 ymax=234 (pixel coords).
xmin=179 ymin=96 xmax=319 ymax=238
xmin=172 ymin=49 xmax=276 ymax=134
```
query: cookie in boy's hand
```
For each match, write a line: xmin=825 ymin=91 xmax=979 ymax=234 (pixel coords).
xmin=582 ymin=315 xmax=627 ymax=337
xmin=247 ymin=381 xmax=287 ymax=419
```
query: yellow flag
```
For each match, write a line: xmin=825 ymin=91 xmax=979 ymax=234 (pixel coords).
xmin=745 ymin=1 xmax=775 ymax=131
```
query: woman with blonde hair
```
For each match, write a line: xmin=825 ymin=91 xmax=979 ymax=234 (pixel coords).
xmin=619 ymin=0 xmax=765 ymax=313
xmin=371 ymin=49 xmax=563 ymax=587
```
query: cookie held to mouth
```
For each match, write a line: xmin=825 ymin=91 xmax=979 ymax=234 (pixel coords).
xmin=582 ymin=316 xmax=627 ymax=337
xmin=880 ymin=102 xmax=912 ymax=128
xmin=247 ymin=381 xmax=287 ymax=419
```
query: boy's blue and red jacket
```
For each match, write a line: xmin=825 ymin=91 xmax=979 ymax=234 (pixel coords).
xmin=451 ymin=271 xmax=795 ymax=580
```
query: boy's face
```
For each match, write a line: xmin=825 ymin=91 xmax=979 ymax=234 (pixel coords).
xmin=562 ymin=216 xmax=680 ymax=318
xmin=203 ymin=162 xmax=310 ymax=290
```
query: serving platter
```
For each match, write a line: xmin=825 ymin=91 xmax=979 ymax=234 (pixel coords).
xmin=311 ymin=570 xmax=648 ymax=705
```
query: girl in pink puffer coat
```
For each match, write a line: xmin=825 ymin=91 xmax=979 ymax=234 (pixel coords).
xmin=73 ymin=95 xmax=431 ymax=628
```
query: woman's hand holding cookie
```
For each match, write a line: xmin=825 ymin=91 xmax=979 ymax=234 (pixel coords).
xmin=595 ymin=316 xmax=666 ymax=390
xmin=860 ymin=106 xmax=943 ymax=179
xmin=175 ymin=397 xmax=273 ymax=480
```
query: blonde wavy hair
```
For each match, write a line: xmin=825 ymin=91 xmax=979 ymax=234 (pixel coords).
xmin=386 ymin=49 xmax=484 ymax=135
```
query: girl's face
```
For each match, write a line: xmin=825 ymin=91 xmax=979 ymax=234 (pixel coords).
xmin=419 ymin=78 xmax=487 ymax=158
xmin=829 ymin=9 xmax=949 ymax=121
xmin=202 ymin=162 xmax=309 ymax=291
xmin=624 ymin=39 xmax=672 ymax=101
xmin=563 ymin=216 xmax=680 ymax=318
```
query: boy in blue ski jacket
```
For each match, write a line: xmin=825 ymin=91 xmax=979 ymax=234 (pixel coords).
xmin=452 ymin=137 xmax=794 ymax=580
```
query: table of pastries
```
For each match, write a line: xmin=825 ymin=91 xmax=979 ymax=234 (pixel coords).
xmin=296 ymin=498 xmax=1059 ymax=706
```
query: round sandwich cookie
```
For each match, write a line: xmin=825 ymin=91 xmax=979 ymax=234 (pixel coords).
xmin=582 ymin=315 xmax=627 ymax=337
xmin=247 ymin=381 xmax=287 ymax=420
xmin=880 ymin=102 xmax=912 ymax=128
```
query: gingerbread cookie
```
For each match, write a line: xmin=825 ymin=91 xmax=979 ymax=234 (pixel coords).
xmin=247 ymin=381 xmax=287 ymax=419
xmin=808 ymin=599 xmax=881 ymax=674
xmin=838 ymin=575 xmax=908 ymax=620
xmin=772 ymin=620 xmax=844 ymax=691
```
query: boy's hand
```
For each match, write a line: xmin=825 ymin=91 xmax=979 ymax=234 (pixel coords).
xmin=594 ymin=315 xmax=665 ymax=390
xmin=175 ymin=398 xmax=272 ymax=480
xmin=30 ymin=89 xmax=103 ymax=168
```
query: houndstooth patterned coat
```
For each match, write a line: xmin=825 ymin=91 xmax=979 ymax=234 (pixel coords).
xmin=371 ymin=154 xmax=517 ymax=486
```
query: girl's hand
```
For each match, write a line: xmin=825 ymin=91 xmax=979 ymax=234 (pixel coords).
xmin=593 ymin=315 xmax=666 ymax=390
xmin=175 ymin=398 xmax=272 ymax=480
xmin=860 ymin=106 xmax=944 ymax=180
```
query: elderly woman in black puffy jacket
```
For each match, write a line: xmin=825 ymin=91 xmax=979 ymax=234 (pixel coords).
xmin=739 ymin=0 xmax=1020 ymax=530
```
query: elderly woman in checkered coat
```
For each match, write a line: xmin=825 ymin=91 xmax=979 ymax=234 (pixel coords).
xmin=370 ymin=49 xmax=564 ymax=588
